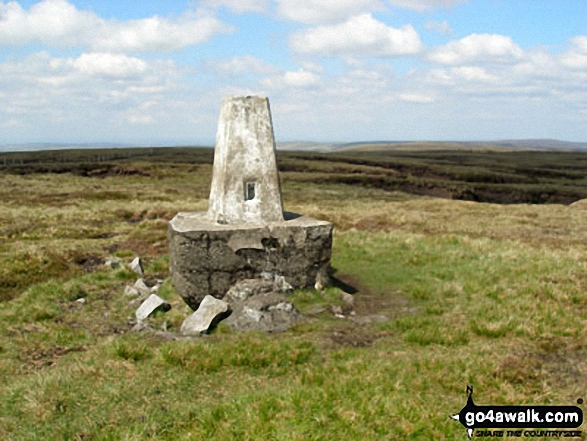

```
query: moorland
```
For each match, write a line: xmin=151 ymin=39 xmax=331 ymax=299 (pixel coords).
xmin=0 ymin=147 xmax=586 ymax=440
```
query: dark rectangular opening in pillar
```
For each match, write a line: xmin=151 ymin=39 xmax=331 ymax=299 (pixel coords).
xmin=245 ymin=182 xmax=256 ymax=201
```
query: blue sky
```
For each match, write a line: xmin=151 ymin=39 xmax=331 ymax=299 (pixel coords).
xmin=0 ymin=0 xmax=585 ymax=145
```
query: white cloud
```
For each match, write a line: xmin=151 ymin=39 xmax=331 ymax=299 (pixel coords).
xmin=128 ymin=114 xmax=155 ymax=124
xmin=398 ymin=93 xmax=434 ymax=103
xmin=451 ymin=66 xmax=497 ymax=82
xmin=203 ymin=55 xmax=279 ymax=76
xmin=71 ymin=53 xmax=147 ymax=77
xmin=424 ymin=20 xmax=453 ymax=36
xmin=283 ymin=70 xmax=320 ymax=87
xmin=93 ymin=13 xmax=233 ymax=52
xmin=388 ymin=0 xmax=467 ymax=12
xmin=276 ymin=0 xmax=385 ymax=24
xmin=203 ymin=0 xmax=269 ymax=13
xmin=429 ymin=33 xmax=524 ymax=65
xmin=290 ymin=14 xmax=423 ymax=57
xmin=0 ymin=0 xmax=233 ymax=52
xmin=0 ymin=0 xmax=96 ymax=46
xmin=0 ymin=118 xmax=21 ymax=127
xmin=262 ymin=69 xmax=321 ymax=88
xmin=560 ymin=36 xmax=587 ymax=70
xmin=0 ymin=51 xmax=179 ymax=122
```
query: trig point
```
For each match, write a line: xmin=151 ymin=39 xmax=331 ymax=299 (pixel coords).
xmin=168 ymin=96 xmax=333 ymax=310
xmin=208 ymin=96 xmax=284 ymax=224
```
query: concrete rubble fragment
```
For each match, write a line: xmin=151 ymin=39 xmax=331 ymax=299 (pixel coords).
xmin=331 ymin=305 xmax=345 ymax=319
xmin=133 ymin=278 xmax=151 ymax=296
xmin=136 ymin=294 xmax=171 ymax=322
xmin=150 ymin=281 xmax=163 ymax=294
xmin=340 ymin=292 xmax=354 ymax=308
xmin=222 ymin=280 xmax=303 ymax=332
xmin=129 ymin=257 xmax=143 ymax=276
xmin=124 ymin=285 xmax=140 ymax=297
xmin=180 ymin=295 xmax=230 ymax=335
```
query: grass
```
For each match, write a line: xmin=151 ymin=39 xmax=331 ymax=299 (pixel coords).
xmin=0 ymin=147 xmax=585 ymax=440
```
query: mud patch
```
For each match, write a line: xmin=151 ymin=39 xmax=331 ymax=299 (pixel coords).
xmin=73 ymin=254 xmax=104 ymax=273
xmin=328 ymin=327 xmax=392 ymax=348
xmin=19 ymin=345 xmax=86 ymax=370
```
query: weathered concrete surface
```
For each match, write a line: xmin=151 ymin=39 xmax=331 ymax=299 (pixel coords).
xmin=169 ymin=212 xmax=332 ymax=309
xmin=208 ymin=96 xmax=283 ymax=224
xmin=224 ymin=279 xmax=274 ymax=303
xmin=180 ymin=295 xmax=230 ymax=335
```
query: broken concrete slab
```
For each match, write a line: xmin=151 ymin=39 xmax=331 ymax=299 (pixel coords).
xmin=125 ymin=285 xmax=140 ymax=297
xmin=129 ymin=257 xmax=143 ymax=276
xmin=180 ymin=295 xmax=230 ymax=335
xmin=136 ymin=294 xmax=171 ymax=322
xmin=223 ymin=290 xmax=302 ymax=333
xmin=134 ymin=278 xmax=151 ymax=296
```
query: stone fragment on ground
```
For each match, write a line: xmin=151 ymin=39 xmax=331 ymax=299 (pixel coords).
xmin=340 ymin=292 xmax=354 ymax=307
xmin=129 ymin=257 xmax=143 ymax=276
xmin=150 ymin=281 xmax=162 ymax=294
xmin=222 ymin=281 xmax=303 ymax=332
xmin=331 ymin=305 xmax=343 ymax=316
xmin=180 ymin=295 xmax=230 ymax=335
xmin=134 ymin=278 xmax=151 ymax=296
xmin=105 ymin=256 xmax=122 ymax=269
xmin=125 ymin=285 xmax=140 ymax=297
xmin=136 ymin=294 xmax=171 ymax=322
xmin=339 ymin=292 xmax=355 ymax=315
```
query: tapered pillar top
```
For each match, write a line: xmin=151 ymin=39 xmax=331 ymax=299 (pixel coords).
xmin=207 ymin=96 xmax=284 ymax=224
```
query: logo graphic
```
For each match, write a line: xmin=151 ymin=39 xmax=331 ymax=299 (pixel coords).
xmin=451 ymin=386 xmax=583 ymax=439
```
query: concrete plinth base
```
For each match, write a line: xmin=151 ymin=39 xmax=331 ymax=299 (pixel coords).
xmin=168 ymin=211 xmax=332 ymax=310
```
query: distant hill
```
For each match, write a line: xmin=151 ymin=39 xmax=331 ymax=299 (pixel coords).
xmin=2 ymin=139 xmax=586 ymax=153
xmin=0 ymin=142 xmax=132 ymax=153
xmin=337 ymin=139 xmax=587 ymax=152
xmin=276 ymin=142 xmax=339 ymax=152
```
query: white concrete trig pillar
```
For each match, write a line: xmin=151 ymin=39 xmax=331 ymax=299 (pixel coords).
xmin=207 ymin=96 xmax=284 ymax=224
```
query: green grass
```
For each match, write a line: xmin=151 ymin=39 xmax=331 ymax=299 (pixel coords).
xmin=0 ymin=148 xmax=585 ymax=440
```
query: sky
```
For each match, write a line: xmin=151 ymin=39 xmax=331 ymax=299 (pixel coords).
xmin=0 ymin=0 xmax=586 ymax=146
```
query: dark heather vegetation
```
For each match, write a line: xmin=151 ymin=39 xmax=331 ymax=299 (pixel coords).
xmin=0 ymin=146 xmax=585 ymax=440
xmin=3 ymin=147 xmax=587 ymax=204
